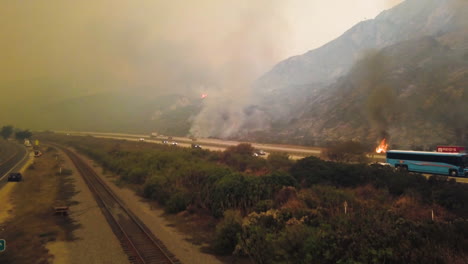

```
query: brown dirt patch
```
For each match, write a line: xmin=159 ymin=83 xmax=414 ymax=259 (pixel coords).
xmin=0 ymin=146 xmax=80 ymax=264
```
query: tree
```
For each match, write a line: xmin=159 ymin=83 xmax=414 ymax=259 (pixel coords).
xmin=323 ymin=140 xmax=369 ymax=163
xmin=267 ymin=152 xmax=293 ymax=171
xmin=0 ymin=125 xmax=13 ymax=139
xmin=15 ymin=129 xmax=32 ymax=142
xmin=225 ymin=143 xmax=255 ymax=156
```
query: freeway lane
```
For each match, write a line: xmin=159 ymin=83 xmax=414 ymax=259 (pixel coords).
xmin=56 ymin=131 xmax=323 ymax=159
xmin=0 ymin=141 xmax=29 ymax=187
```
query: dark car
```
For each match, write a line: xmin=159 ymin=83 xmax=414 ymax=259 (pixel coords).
xmin=8 ymin=172 xmax=22 ymax=182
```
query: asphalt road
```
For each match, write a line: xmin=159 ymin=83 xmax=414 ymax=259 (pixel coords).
xmin=56 ymin=130 xmax=325 ymax=159
xmin=0 ymin=141 xmax=29 ymax=187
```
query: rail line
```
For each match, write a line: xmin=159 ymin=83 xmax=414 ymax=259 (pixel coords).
xmin=60 ymin=146 xmax=180 ymax=264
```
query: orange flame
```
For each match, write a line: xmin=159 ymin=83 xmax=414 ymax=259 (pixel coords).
xmin=376 ymin=138 xmax=388 ymax=153
xmin=201 ymin=94 xmax=208 ymax=99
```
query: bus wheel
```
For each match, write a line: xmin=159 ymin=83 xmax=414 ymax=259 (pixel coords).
xmin=398 ymin=165 xmax=408 ymax=172
xmin=449 ymin=170 xmax=458 ymax=177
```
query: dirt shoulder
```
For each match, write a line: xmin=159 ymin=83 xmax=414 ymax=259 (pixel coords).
xmin=45 ymin=147 xmax=129 ymax=264
xmin=0 ymin=146 xmax=73 ymax=263
xmin=0 ymin=146 xmax=129 ymax=264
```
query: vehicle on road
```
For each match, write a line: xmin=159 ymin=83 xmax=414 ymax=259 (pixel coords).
xmin=256 ymin=149 xmax=266 ymax=155
xmin=386 ymin=150 xmax=468 ymax=177
xmin=24 ymin=139 xmax=32 ymax=147
xmin=171 ymin=141 xmax=178 ymax=146
xmin=162 ymin=140 xmax=169 ymax=144
xmin=34 ymin=150 xmax=43 ymax=157
xmin=8 ymin=172 xmax=22 ymax=182
xmin=191 ymin=144 xmax=201 ymax=149
xmin=139 ymin=138 xmax=145 ymax=142
xmin=369 ymin=162 xmax=393 ymax=169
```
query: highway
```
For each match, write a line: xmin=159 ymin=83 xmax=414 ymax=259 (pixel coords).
xmin=53 ymin=131 xmax=468 ymax=184
xmin=55 ymin=131 xmax=324 ymax=160
xmin=0 ymin=140 xmax=29 ymax=187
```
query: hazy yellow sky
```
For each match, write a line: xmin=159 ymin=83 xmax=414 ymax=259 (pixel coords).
xmin=0 ymin=0 xmax=403 ymax=95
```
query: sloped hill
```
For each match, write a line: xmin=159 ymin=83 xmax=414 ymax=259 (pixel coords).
xmin=253 ymin=0 xmax=468 ymax=127
xmin=255 ymin=36 xmax=468 ymax=148
xmin=245 ymin=0 xmax=468 ymax=147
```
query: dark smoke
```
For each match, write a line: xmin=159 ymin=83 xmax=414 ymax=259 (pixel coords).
xmin=361 ymin=51 xmax=397 ymax=142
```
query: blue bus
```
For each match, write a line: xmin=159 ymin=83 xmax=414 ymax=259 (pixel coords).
xmin=386 ymin=150 xmax=468 ymax=177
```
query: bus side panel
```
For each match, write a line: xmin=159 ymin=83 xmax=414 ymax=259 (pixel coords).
xmin=386 ymin=158 xmax=451 ymax=175
xmin=406 ymin=161 xmax=447 ymax=175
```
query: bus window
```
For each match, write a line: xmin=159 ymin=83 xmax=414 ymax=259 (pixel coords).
xmin=463 ymin=156 xmax=468 ymax=168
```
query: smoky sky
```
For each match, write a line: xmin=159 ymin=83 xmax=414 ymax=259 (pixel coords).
xmin=0 ymin=0 xmax=403 ymax=136
xmin=0 ymin=1 xmax=402 ymax=96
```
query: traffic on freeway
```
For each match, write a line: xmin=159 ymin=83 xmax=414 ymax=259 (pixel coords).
xmin=56 ymin=131 xmax=324 ymax=159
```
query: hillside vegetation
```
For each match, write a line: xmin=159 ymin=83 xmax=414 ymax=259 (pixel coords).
xmin=42 ymin=134 xmax=468 ymax=263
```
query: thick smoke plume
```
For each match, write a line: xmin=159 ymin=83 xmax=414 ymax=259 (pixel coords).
xmin=189 ymin=4 xmax=287 ymax=138
xmin=361 ymin=51 xmax=396 ymax=142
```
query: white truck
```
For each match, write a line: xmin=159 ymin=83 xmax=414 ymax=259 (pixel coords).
xmin=24 ymin=139 xmax=32 ymax=147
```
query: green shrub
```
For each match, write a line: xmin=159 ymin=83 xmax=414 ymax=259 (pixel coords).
xmin=165 ymin=192 xmax=190 ymax=214
xmin=125 ymin=167 xmax=148 ymax=184
xmin=213 ymin=210 xmax=243 ymax=255
xmin=143 ymin=175 xmax=171 ymax=205
xmin=61 ymin=168 xmax=73 ymax=176
xmin=254 ymin=200 xmax=274 ymax=213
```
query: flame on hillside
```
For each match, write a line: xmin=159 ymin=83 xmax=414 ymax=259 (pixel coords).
xmin=376 ymin=138 xmax=388 ymax=153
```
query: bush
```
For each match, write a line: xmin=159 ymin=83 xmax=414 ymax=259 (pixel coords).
xmin=61 ymin=168 xmax=73 ymax=176
xmin=124 ymin=167 xmax=148 ymax=184
xmin=165 ymin=192 xmax=190 ymax=214
xmin=323 ymin=140 xmax=369 ymax=163
xmin=254 ymin=200 xmax=274 ymax=213
xmin=213 ymin=210 xmax=243 ymax=255
xmin=143 ymin=175 xmax=171 ymax=205
xmin=267 ymin=152 xmax=293 ymax=171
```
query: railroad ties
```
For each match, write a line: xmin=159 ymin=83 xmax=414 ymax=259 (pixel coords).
xmin=61 ymin=147 xmax=180 ymax=264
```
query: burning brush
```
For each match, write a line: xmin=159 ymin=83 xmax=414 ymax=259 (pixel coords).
xmin=376 ymin=138 xmax=388 ymax=153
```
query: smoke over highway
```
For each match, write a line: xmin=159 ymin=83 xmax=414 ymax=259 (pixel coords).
xmin=0 ymin=0 xmax=408 ymax=135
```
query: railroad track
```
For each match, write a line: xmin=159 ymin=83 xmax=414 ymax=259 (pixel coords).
xmin=60 ymin=146 xmax=180 ymax=264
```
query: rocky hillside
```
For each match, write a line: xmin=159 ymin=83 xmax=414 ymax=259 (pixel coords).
xmin=249 ymin=0 xmax=468 ymax=148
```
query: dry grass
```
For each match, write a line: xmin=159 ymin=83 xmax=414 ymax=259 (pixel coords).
xmin=0 ymin=146 xmax=80 ymax=264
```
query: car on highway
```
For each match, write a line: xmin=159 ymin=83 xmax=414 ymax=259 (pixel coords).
xmin=162 ymin=140 xmax=169 ymax=144
xmin=369 ymin=162 xmax=394 ymax=169
xmin=255 ymin=150 xmax=266 ymax=156
xmin=139 ymin=138 xmax=145 ymax=142
xmin=8 ymin=172 xmax=22 ymax=182
xmin=171 ymin=141 xmax=178 ymax=146
xmin=191 ymin=144 xmax=202 ymax=149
